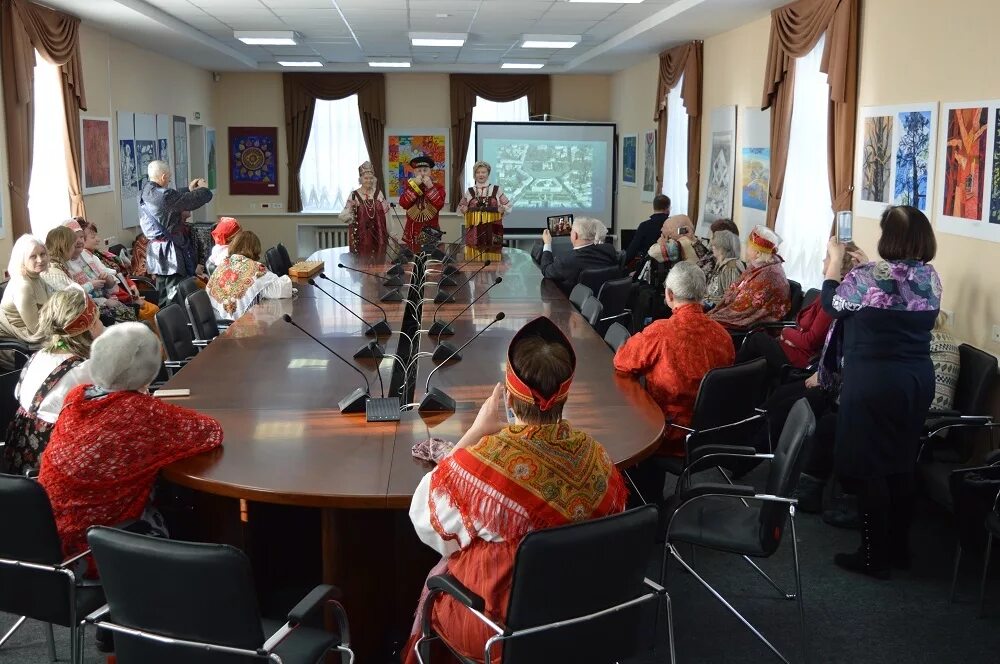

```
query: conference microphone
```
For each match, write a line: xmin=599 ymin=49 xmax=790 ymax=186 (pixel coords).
xmin=307 ymin=279 xmax=386 ymax=356
xmin=434 ymin=260 xmax=491 ymax=304
xmin=441 ymin=247 xmax=487 ymax=278
xmin=337 ymin=262 xmax=404 ymax=301
xmin=319 ymin=273 xmax=392 ymax=336
xmin=419 ymin=312 xmax=506 ymax=413
xmin=429 ymin=276 xmax=503 ymax=339
xmin=282 ymin=314 xmax=399 ymax=422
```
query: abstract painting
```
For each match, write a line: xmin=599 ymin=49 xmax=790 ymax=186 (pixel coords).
xmin=894 ymin=111 xmax=932 ymax=210
xmin=81 ymin=117 xmax=112 ymax=194
xmin=207 ymin=128 xmax=217 ymax=191
xmin=640 ymin=129 xmax=656 ymax=202
xmin=386 ymin=130 xmax=447 ymax=198
xmin=704 ymin=130 xmax=735 ymax=223
xmin=990 ymin=108 xmax=1000 ymax=225
xmin=942 ymin=106 xmax=988 ymax=221
xmin=861 ymin=116 xmax=893 ymax=203
xmin=621 ymin=134 xmax=637 ymax=186
xmin=741 ymin=147 xmax=769 ymax=212
xmin=135 ymin=140 xmax=157 ymax=191
xmin=229 ymin=126 xmax=279 ymax=195
xmin=118 ymin=139 xmax=137 ymax=199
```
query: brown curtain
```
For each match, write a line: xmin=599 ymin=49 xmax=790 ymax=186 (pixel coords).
xmin=1 ymin=0 xmax=87 ymax=237
xmin=449 ymin=74 xmax=550 ymax=210
xmin=761 ymin=0 xmax=860 ymax=227
xmin=282 ymin=73 xmax=386 ymax=212
xmin=652 ymin=41 xmax=703 ymax=221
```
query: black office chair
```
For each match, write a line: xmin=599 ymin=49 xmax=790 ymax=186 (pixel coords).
xmin=276 ymin=244 xmax=294 ymax=273
xmin=595 ymin=276 xmax=633 ymax=335
xmin=265 ymin=247 xmax=286 ymax=276
xmin=86 ymin=527 xmax=353 ymax=664
xmin=785 ymin=280 xmax=803 ymax=321
xmin=603 ymin=322 xmax=631 ymax=352
xmin=175 ymin=276 xmax=202 ymax=308
xmin=0 ymin=337 xmax=32 ymax=472
xmin=568 ymin=284 xmax=592 ymax=311
xmin=663 ymin=398 xmax=816 ymax=664
xmin=155 ymin=304 xmax=198 ymax=375
xmin=578 ymin=265 xmax=622 ymax=295
xmin=185 ymin=289 xmax=223 ymax=342
xmin=801 ymin=288 xmax=820 ymax=310
xmin=579 ymin=295 xmax=603 ymax=328
xmin=415 ymin=505 xmax=671 ymax=664
xmin=0 ymin=474 xmax=105 ymax=664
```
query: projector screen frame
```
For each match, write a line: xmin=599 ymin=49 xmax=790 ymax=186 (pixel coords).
xmin=473 ymin=121 xmax=617 ymax=235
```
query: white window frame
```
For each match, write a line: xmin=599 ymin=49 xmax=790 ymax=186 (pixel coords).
xmin=661 ymin=76 xmax=689 ymax=217
xmin=28 ymin=51 xmax=71 ymax=236
xmin=299 ymin=95 xmax=369 ymax=214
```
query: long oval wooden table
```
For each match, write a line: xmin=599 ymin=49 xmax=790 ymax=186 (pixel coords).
xmin=159 ymin=247 xmax=664 ymax=662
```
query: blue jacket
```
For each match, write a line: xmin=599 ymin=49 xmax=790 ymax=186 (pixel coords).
xmin=138 ymin=181 xmax=213 ymax=276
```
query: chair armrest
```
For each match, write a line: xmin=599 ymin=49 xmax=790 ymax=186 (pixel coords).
xmin=427 ymin=573 xmax=486 ymax=612
xmin=681 ymin=482 xmax=755 ymax=501
xmin=688 ymin=444 xmax=760 ymax=465
xmin=130 ymin=276 xmax=156 ymax=290
xmin=926 ymin=408 xmax=962 ymax=419
xmin=84 ymin=604 xmax=111 ymax=625
xmin=287 ymin=584 xmax=342 ymax=625
xmin=925 ymin=415 xmax=995 ymax=438
xmin=987 ymin=449 xmax=1000 ymax=466
xmin=749 ymin=321 xmax=797 ymax=332
xmin=58 ymin=548 xmax=92 ymax=569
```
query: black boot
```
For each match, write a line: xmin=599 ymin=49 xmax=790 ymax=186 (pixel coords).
xmin=887 ymin=473 xmax=915 ymax=570
xmin=793 ymin=473 xmax=825 ymax=514
xmin=834 ymin=501 xmax=890 ymax=579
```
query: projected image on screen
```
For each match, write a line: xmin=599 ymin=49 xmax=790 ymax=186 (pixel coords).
xmin=475 ymin=122 xmax=616 ymax=231
xmin=489 ymin=141 xmax=597 ymax=209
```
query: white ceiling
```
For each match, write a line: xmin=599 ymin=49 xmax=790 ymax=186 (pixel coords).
xmin=42 ymin=0 xmax=784 ymax=74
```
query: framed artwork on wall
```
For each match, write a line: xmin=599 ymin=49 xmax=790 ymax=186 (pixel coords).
xmin=229 ymin=126 xmax=279 ymax=196
xmin=621 ymin=134 xmax=637 ymax=187
xmin=81 ymin=117 xmax=113 ymax=195
xmin=385 ymin=129 xmax=448 ymax=199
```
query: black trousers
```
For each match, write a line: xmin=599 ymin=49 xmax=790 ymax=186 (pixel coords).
xmin=156 ymin=274 xmax=186 ymax=306
xmin=841 ymin=472 xmax=915 ymax=566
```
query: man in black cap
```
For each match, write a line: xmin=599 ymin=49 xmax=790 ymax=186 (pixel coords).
xmin=398 ymin=154 xmax=446 ymax=250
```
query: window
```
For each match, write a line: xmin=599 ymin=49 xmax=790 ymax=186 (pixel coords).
xmin=299 ymin=95 xmax=369 ymax=213
xmin=661 ymin=76 xmax=688 ymax=216
xmin=28 ymin=51 xmax=71 ymax=236
xmin=773 ymin=35 xmax=832 ymax=290
xmin=464 ymin=96 xmax=529 ymax=186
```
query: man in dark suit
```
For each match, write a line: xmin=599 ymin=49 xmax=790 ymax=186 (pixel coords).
xmin=623 ymin=194 xmax=671 ymax=268
xmin=539 ymin=217 xmax=620 ymax=294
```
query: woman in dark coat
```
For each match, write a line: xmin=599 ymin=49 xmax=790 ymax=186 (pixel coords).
xmin=820 ymin=205 xmax=940 ymax=579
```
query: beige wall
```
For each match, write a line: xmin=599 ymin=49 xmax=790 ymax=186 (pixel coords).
xmin=610 ymin=56 xmax=660 ymax=231
xmin=78 ymin=24 xmax=215 ymax=246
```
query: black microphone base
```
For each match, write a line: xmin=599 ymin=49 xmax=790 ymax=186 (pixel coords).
xmin=433 ymin=291 xmax=455 ymax=305
xmin=353 ymin=341 xmax=384 ymax=360
xmin=380 ymin=289 xmax=403 ymax=302
xmin=384 ymin=275 xmax=404 ymax=288
xmin=366 ymin=397 xmax=401 ymax=422
xmin=443 ymin=265 xmax=461 ymax=276
xmin=427 ymin=320 xmax=454 ymax=336
xmin=418 ymin=387 xmax=456 ymax=413
xmin=438 ymin=274 xmax=459 ymax=288
xmin=432 ymin=342 xmax=460 ymax=363
xmin=386 ymin=264 xmax=404 ymax=277
xmin=365 ymin=320 xmax=392 ymax=336
xmin=338 ymin=387 xmax=369 ymax=414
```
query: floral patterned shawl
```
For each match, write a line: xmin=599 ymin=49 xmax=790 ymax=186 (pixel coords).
xmin=707 ymin=255 xmax=790 ymax=330
xmin=206 ymin=254 xmax=270 ymax=318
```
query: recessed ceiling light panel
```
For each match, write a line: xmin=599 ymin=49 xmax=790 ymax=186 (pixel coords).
xmin=501 ymin=62 xmax=545 ymax=70
xmin=278 ymin=61 xmax=323 ymax=67
xmin=521 ymin=34 xmax=581 ymax=49
xmin=409 ymin=32 xmax=467 ymax=47
xmin=235 ymin=30 xmax=300 ymax=46
xmin=368 ymin=59 xmax=412 ymax=68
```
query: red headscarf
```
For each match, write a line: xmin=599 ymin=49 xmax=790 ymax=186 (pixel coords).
xmin=211 ymin=217 xmax=241 ymax=246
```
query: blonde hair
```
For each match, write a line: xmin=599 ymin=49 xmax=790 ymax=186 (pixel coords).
xmin=45 ymin=226 xmax=77 ymax=268
xmin=7 ymin=234 xmax=45 ymax=281
xmin=228 ymin=230 xmax=263 ymax=262
xmin=38 ymin=288 xmax=95 ymax=358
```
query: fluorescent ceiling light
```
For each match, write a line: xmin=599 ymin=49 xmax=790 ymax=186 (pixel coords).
xmin=521 ymin=34 xmax=580 ymax=49
xmin=235 ymin=31 xmax=299 ymax=45
xmin=502 ymin=62 xmax=545 ymax=70
xmin=369 ymin=60 xmax=411 ymax=68
xmin=409 ymin=32 xmax=466 ymax=47
xmin=569 ymin=0 xmax=644 ymax=3
xmin=278 ymin=61 xmax=323 ymax=67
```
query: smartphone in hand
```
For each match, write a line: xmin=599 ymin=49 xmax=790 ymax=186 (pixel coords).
xmin=836 ymin=211 xmax=853 ymax=243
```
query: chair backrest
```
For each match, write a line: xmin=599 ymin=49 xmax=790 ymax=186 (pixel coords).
xmin=758 ymin=399 xmax=815 ymax=554
xmin=155 ymin=304 xmax=197 ymax=362
xmin=175 ymin=277 xmax=202 ymax=307
xmin=185 ymin=289 xmax=220 ymax=341
xmin=88 ymin=527 xmax=267 ymax=663
xmin=503 ymin=506 xmax=659 ymax=664
xmin=955 ymin=344 xmax=1000 ymax=416
xmin=801 ymin=288 xmax=820 ymax=310
xmin=568 ymin=283 xmax=592 ymax=310
xmin=604 ymin=322 xmax=631 ymax=352
xmin=597 ymin=276 xmax=633 ymax=318
xmin=578 ymin=265 xmax=622 ymax=295
xmin=264 ymin=247 xmax=285 ymax=276
xmin=688 ymin=358 xmax=768 ymax=449
xmin=786 ymin=280 xmax=803 ymax=320
xmin=580 ymin=295 xmax=603 ymax=327
xmin=0 ymin=474 xmax=78 ymax=625
xmin=276 ymin=244 xmax=293 ymax=274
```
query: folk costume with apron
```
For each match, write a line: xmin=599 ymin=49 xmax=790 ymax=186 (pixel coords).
xmin=398 ymin=155 xmax=446 ymax=251
xmin=458 ymin=182 xmax=511 ymax=262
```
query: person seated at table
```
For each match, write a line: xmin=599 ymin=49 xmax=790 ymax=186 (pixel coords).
xmin=647 ymin=214 xmax=708 ymax=266
xmin=206 ymin=216 xmax=241 ymax=274
xmin=77 ymin=218 xmax=159 ymax=323
xmin=698 ymin=218 xmax=741 ymax=274
xmin=0 ymin=234 xmax=52 ymax=347
xmin=206 ymin=230 xmax=293 ymax=320
xmin=703 ymin=229 xmax=745 ymax=307
xmin=623 ymin=194 xmax=671 ymax=268
xmin=613 ymin=262 xmax=734 ymax=504
xmin=406 ymin=316 xmax=627 ymax=663
xmin=539 ymin=217 xmax=619 ymax=294
xmin=38 ymin=322 xmax=223 ymax=559
xmin=708 ymin=225 xmax=789 ymax=331
xmin=2 ymin=289 xmax=102 ymax=475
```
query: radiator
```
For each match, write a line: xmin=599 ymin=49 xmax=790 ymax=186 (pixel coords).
xmin=314 ymin=227 xmax=349 ymax=250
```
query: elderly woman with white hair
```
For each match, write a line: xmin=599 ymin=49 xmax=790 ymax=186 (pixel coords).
xmin=708 ymin=225 xmax=790 ymax=331
xmin=458 ymin=160 xmax=513 ymax=261
xmin=0 ymin=234 xmax=52 ymax=345
xmin=39 ymin=323 xmax=223 ymax=558
xmin=539 ymin=217 xmax=619 ymax=294
xmin=703 ymin=229 xmax=746 ymax=307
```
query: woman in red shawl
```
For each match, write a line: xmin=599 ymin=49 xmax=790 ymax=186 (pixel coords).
xmin=38 ymin=323 xmax=222 ymax=558
xmin=708 ymin=225 xmax=790 ymax=330
xmin=406 ymin=317 xmax=628 ymax=663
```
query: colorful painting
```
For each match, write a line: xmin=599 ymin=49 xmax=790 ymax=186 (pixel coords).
xmin=741 ymin=147 xmax=769 ymax=212
xmin=207 ymin=128 xmax=217 ymax=191
xmin=81 ymin=117 xmax=112 ymax=195
xmin=229 ymin=126 xmax=279 ymax=195
xmin=942 ymin=107 xmax=988 ymax=221
xmin=621 ymin=134 xmax=637 ymax=186
xmin=640 ymin=129 xmax=656 ymax=202
xmin=118 ymin=139 xmax=137 ymax=199
xmin=893 ymin=111 xmax=932 ymax=210
xmin=135 ymin=140 xmax=156 ymax=190
xmin=990 ymin=108 xmax=1000 ymax=225
xmin=861 ymin=116 xmax=892 ymax=203
xmin=386 ymin=131 xmax=447 ymax=198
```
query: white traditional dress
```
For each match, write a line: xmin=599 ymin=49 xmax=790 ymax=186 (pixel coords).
xmin=206 ymin=254 xmax=293 ymax=320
